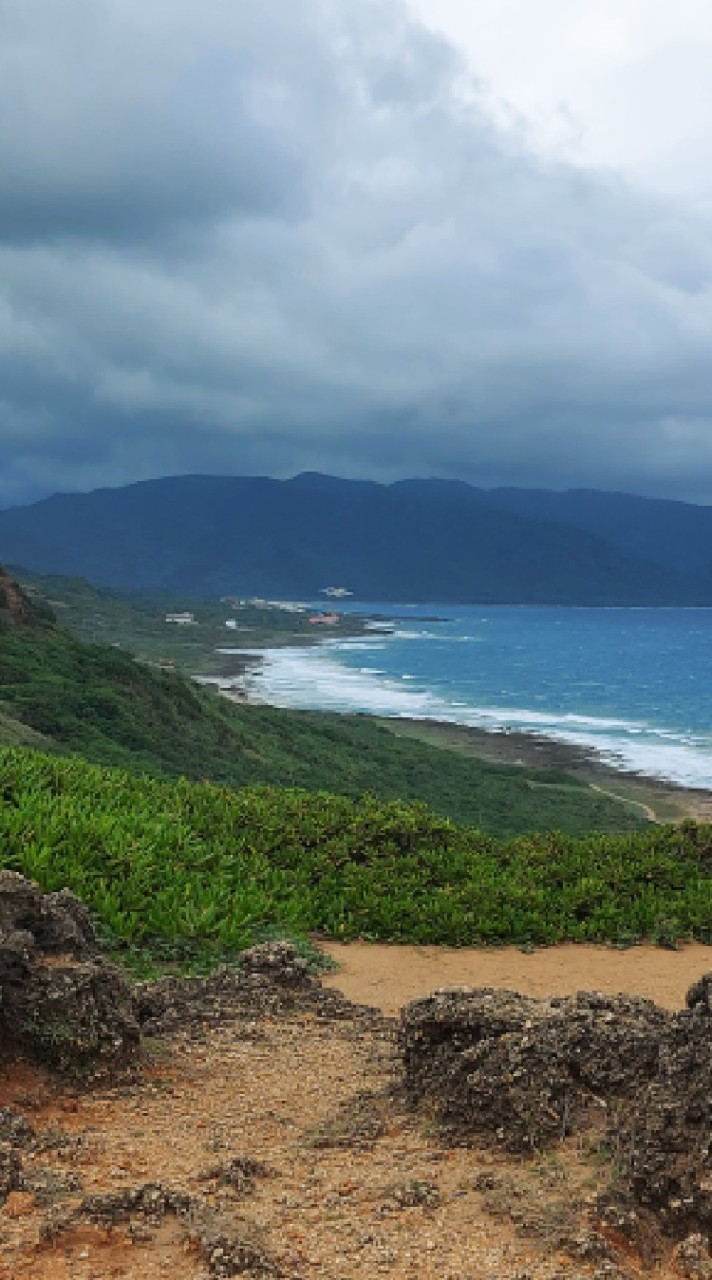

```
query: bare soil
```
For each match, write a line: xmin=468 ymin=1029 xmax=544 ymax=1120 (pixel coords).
xmin=320 ymin=940 xmax=712 ymax=1014
xmin=0 ymin=1013 xmax=606 ymax=1280
xmin=3 ymin=946 xmax=709 ymax=1278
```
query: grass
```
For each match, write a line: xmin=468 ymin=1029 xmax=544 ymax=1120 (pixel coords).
xmin=384 ymin=717 xmax=690 ymax=826
xmin=0 ymin=748 xmax=709 ymax=969
xmin=14 ymin=567 xmax=369 ymax=675
xmin=0 ymin=615 xmax=646 ymax=836
xmin=0 ymin=706 xmax=54 ymax=751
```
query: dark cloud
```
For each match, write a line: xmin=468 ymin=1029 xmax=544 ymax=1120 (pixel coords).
xmin=2 ymin=0 xmax=712 ymax=508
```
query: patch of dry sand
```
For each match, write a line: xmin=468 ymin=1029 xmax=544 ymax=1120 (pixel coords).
xmin=321 ymin=940 xmax=712 ymax=1013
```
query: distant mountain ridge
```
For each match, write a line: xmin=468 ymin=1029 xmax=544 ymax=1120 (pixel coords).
xmin=478 ymin=487 xmax=712 ymax=583
xmin=0 ymin=472 xmax=710 ymax=604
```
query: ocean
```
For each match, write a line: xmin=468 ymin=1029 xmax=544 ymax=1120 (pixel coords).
xmin=232 ymin=605 xmax=712 ymax=789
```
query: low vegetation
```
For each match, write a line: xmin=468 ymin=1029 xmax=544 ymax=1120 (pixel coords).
xmin=1 ymin=748 xmax=709 ymax=968
xmin=14 ymin=566 xmax=368 ymax=673
xmin=0 ymin=587 xmax=644 ymax=835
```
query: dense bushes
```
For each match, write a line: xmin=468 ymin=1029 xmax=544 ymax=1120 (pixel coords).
xmin=0 ymin=748 xmax=709 ymax=964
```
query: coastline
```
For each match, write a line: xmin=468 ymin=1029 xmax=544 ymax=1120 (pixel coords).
xmin=379 ymin=717 xmax=712 ymax=823
xmin=212 ymin=643 xmax=712 ymax=823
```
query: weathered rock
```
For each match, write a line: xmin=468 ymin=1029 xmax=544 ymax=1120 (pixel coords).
xmin=0 ymin=883 xmax=372 ymax=1059
xmin=0 ymin=1108 xmax=35 ymax=1148
xmin=67 ymin=1183 xmax=287 ymax=1276
xmin=16 ymin=958 xmax=140 ymax=1074
xmin=20 ymin=1164 xmax=83 ymax=1205
xmin=201 ymin=1229 xmax=285 ymax=1278
xmin=0 ymin=1143 xmax=21 ymax=1202
xmin=0 ymin=871 xmax=98 ymax=958
xmin=400 ymin=986 xmax=668 ymax=1151
xmin=79 ymin=1183 xmax=193 ymax=1226
xmin=387 ymin=1178 xmax=440 ymax=1209
xmin=614 ymin=1002 xmax=712 ymax=1241
xmin=401 ymin=974 xmax=712 ymax=1247
xmin=0 ymin=873 xmax=139 ymax=1075
xmin=197 ymin=1155 xmax=271 ymax=1195
xmin=686 ymin=973 xmax=712 ymax=1017
xmin=238 ymin=940 xmax=313 ymax=988
xmin=136 ymin=948 xmax=312 ymax=1037
xmin=673 ymin=1233 xmax=712 ymax=1279
xmin=137 ymin=941 xmax=376 ymax=1037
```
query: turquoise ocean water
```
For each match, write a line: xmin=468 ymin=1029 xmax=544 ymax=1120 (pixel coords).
xmin=234 ymin=606 xmax=712 ymax=789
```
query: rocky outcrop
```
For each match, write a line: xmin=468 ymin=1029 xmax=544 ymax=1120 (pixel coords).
xmin=401 ymin=986 xmax=668 ymax=1152
xmin=612 ymin=977 xmax=712 ymax=1241
xmin=401 ymin=978 xmax=712 ymax=1247
xmin=0 ymin=565 xmax=54 ymax=631
xmin=0 ymin=871 xmax=139 ymax=1076
xmin=136 ymin=940 xmax=377 ymax=1038
xmin=0 ymin=873 xmax=373 ymax=1074
xmin=42 ymin=1183 xmax=289 ymax=1277
xmin=0 ymin=871 xmax=98 ymax=959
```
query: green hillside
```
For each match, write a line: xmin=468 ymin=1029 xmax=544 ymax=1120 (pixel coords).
xmin=0 ymin=620 xmax=647 ymax=835
xmin=13 ymin=566 xmax=369 ymax=675
xmin=0 ymin=749 xmax=708 ymax=967
xmin=0 ymin=580 xmax=645 ymax=835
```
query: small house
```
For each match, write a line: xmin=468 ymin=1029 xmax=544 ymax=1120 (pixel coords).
xmin=164 ymin=611 xmax=197 ymax=626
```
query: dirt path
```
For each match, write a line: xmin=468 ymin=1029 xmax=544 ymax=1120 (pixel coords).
xmin=0 ymin=1011 xmax=659 ymax=1280
xmin=587 ymin=780 xmax=658 ymax=822
xmin=321 ymin=940 xmax=712 ymax=1014
xmin=2 ymin=947 xmax=707 ymax=1279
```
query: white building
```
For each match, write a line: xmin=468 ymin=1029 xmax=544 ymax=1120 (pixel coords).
xmin=164 ymin=611 xmax=197 ymax=625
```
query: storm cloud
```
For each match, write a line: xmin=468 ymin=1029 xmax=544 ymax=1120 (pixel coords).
xmin=3 ymin=0 xmax=712 ymax=506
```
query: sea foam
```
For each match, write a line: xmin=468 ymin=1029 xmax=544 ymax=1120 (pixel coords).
xmin=239 ymin=614 xmax=712 ymax=789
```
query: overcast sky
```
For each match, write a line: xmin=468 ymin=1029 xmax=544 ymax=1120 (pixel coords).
xmin=411 ymin=0 xmax=712 ymax=204
xmin=3 ymin=0 xmax=712 ymax=508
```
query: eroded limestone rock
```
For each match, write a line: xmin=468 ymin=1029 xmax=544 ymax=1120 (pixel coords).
xmin=401 ymin=986 xmax=668 ymax=1151
xmin=0 ymin=871 xmax=139 ymax=1075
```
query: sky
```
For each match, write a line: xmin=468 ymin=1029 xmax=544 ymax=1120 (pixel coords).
xmin=3 ymin=0 xmax=712 ymax=508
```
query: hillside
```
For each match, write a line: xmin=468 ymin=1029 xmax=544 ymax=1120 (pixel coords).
xmin=0 ymin=748 xmax=708 ymax=959
xmin=0 ymin=598 xmax=645 ymax=837
xmin=478 ymin=485 xmax=712 ymax=582
xmin=12 ymin=566 xmax=370 ymax=676
xmin=0 ymin=472 xmax=708 ymax=604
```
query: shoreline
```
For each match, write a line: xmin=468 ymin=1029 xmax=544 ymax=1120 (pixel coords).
xmin=380 ymin=717 xmax=712 ymax=822
xmin=211 ymin=643 xmax=712 ymax=823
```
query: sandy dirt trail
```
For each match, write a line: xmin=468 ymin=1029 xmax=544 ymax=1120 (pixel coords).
xmin=321 ymin=940 xmax=712 ymax=1013
xmin=3 ymin=945 xmax=708 ymax=1279
xmin=0 ymin=1010 xmax=634 ymax=1280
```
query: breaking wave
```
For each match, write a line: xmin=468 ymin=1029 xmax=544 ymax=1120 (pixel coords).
xmin=239 ymin=635 xmax=712 ymax=789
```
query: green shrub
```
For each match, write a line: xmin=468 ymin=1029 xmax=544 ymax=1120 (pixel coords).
xmin=0 ymin=747 xmax=709 ymax=964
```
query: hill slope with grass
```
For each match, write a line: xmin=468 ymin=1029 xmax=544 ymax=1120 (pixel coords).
xmin=0 ymin=565 xmax=647 ymax=836
xmin=13 ymin=565 xmax=369 ymax=675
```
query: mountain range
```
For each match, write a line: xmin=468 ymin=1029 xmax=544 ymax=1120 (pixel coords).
xmin=1 ymin=472 xmax=711 ymax=604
